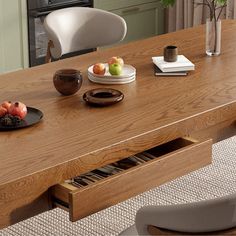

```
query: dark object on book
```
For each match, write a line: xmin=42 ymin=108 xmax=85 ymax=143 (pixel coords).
xmin=164 ymin=45 xmax=178 ymax=62
xmin=154 ymin=64 xmax=188 ymax=76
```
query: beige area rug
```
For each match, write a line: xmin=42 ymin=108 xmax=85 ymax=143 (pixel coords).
xmin=1 ymin=136 xmax=236 ymax=236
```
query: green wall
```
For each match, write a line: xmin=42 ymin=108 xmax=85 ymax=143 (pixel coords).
xmin=0 ymin=0 xmax=28 ymax=74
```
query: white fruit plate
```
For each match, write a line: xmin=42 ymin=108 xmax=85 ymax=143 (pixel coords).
xmin=88 ymin=73 xmax=136 ymax=85
xmin=87 ymin=63 xmax=136 ymax=79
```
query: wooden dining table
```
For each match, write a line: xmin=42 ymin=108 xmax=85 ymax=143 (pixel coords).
xmin=1 ymin=20 xmax=236 ymax=229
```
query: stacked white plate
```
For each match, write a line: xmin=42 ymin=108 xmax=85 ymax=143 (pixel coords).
xmin=87 ymin=63 xmax=136 ymax=85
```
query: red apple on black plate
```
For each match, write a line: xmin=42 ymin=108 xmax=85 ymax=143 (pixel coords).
xmin=0 ymin=106 xmax=7 ymax=117
xmin=1 ymin=101 xmax=12 ymax=112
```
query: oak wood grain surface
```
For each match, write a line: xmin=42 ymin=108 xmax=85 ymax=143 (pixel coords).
xmin=0 ymin=20 xmax=236 ymax=227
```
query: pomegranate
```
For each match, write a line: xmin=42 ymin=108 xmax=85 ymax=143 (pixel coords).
xmin=1 ymin=101 xmax=12 ymax=112
xmin=9 ymin=102 xmax=27 ymax=119
xmin=0 ymin=106 xmax=7 ymax=117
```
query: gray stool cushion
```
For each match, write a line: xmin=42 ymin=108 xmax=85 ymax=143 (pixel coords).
xmin=119 ymin=224 xmax=138 ymax=235
xmin=135 ymin=193 xmax=236 ymax=235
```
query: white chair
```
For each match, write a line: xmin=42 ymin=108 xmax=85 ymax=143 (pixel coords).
xmin=120 ymin=193 xmax=236 ymax=235
xmin=43 ymin=7 xmax=127 ymax=62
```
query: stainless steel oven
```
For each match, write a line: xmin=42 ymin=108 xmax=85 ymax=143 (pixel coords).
xmin=27 ymin=0 xmax=93 ymax=67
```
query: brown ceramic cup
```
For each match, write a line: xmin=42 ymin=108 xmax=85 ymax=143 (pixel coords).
xmin=53 ymin=69 xmax=82 ymax=96
xmin=164 ymin=45 xmax=178 ymax=62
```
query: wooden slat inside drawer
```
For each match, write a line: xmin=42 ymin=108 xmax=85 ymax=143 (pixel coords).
xmin=51 ymin=137 xmax=212 ymax=222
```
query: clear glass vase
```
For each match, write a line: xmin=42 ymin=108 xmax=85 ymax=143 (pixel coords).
xmin=206 ymin=19 xmax=221 ymax=56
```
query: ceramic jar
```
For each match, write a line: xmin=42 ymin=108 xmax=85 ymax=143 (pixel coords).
xmin=53 ymin=69 xmax=82 ymax=96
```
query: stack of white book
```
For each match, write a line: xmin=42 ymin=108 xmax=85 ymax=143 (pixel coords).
xmin=152 ymin=55 xmax=195 ymax=76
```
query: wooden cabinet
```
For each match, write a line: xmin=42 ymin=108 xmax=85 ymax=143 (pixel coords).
xmin=51 ymin=137 xmax=212 ymax=222
xmin=0 ymin=0 xmax=28 ymax=74
xmin=94 ymin=0 xmax=164 ymax=44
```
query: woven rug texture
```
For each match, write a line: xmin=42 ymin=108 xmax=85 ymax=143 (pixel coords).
xmin=1 ymin=136 xmax=236 ymax=236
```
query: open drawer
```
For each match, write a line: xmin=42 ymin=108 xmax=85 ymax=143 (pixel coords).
xmin=51 ymin=137 xmax=212 ymax=222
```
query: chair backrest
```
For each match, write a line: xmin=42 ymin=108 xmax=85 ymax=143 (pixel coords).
xmin=135 ymin=192 xmax=236 ymax=234
xmin=44 ymin=7 xmax=127 ymax=59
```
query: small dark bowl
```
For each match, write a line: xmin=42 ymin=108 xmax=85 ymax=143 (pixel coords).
xmin=83 ymin=88 xmax=124 ymax=107
xmin=53 ymin=69 xmax=83 ymax=96
xmin=164 ymin=45 xmax=178 ymax=62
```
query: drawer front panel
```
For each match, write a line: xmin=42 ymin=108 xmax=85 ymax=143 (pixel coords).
xmin=52 ymin=138 xmax=212 ymax=222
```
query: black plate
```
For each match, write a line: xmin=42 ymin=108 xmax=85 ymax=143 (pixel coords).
xmin=0 ymin=107 xmax=43 ymax=131
xmin=83 ymin=88 xmax=124 ymax=107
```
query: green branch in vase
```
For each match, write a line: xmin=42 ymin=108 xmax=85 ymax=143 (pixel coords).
xmin=160 ymin=0 xmax=227 ymax=21
xmin=160 ymin=0 xmax=227 ymax=55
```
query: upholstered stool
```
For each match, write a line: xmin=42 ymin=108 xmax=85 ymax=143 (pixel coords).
xmin=120 ymin=192 xmax=236 ymax=235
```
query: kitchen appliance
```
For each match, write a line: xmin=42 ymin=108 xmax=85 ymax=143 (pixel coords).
xmin=27 ymin=0 xmax=93 ymax=67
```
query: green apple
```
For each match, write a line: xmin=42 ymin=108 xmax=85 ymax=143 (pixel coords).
xmin=109 ymin=63 xmax=122 ymax=76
